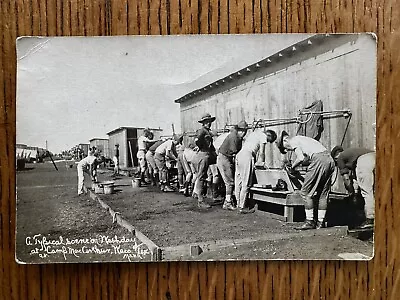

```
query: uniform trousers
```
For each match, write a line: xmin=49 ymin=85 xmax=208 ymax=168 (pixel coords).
xmin=192 ymin=151 xmax=210 ymax=196
xmin=146 ymin=151 xmax=158 ymax=174
xmin=355 ymin=152 xmax=375 ymax=219
xmin=301 ymin=151 xmax=335 ymax=211
xmin=234 ymin=150 xmax=254 ymax=209
xmin=217 ymin=153 xmax=235 ymax=196
xmin=137 ymin=149 xmax=147 ymax=173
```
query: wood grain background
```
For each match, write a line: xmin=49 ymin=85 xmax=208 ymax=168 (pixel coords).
xmin=1 ymin=0 xmax=399 ymax=299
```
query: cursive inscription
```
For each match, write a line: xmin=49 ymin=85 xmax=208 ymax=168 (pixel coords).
xmin=25 ymin=234 xmax=150 ymax=262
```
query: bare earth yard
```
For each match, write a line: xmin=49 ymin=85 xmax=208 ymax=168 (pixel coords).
xmin=16 ymin=163 xmax=373 ymax=262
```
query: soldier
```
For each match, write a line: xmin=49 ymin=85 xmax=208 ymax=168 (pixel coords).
xmin=216 ymin=120 xmax=248 ymax=210
xmin=277 ymin=131 xmax=335 ymax=229
xmin=154 ymin=134 xmax=183 ymax=192
xmin=192 ymin=113 xmax=216 ymax=209
xmin=137 ymin=128 xmax=156 ymax=185
xmin=112 ymin=144 xmax=120 ymax=176
xmin=176 ymin=142 xmax=186 ymax=192
xmin=146 ymin=139 xmax=164 ymax=186
xmin=77 ymin=153 xmax=102 ymax=196
xmin=179 ymin=143 xmax=197 ymax=196
xmin=235 ymin=128 xmax=277 ymax=214
xmin=331 ymin=146 xmax=375 ymax=229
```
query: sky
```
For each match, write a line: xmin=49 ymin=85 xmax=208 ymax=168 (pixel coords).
xmin=17 ymin=34 xmax=310 ymax=153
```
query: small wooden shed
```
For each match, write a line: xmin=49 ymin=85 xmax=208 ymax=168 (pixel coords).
xmin=107 ymin=127 xmax=163 ymax=168
xmin=89 ymin=138 xmax=110 ymax=158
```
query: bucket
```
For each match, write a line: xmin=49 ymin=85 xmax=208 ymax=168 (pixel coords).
xmin=103 ymin=181 xmax=115 ymax=194
xmin=132 ymin=178 xmax=141 ymax=188
xmin=94 ymin=184 xmax=104 ymax=194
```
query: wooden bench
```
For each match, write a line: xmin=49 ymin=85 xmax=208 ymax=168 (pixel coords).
xmin=249 ymin=188 xmax=304 ymax=222
xmin=250 ymin=187 xmax=349 ymax=223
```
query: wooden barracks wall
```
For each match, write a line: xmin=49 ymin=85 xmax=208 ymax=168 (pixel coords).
xmin=180 ymin=34 xmax=376 ymax=170
xmin=1 ymin=0 xmax=399 ymax=299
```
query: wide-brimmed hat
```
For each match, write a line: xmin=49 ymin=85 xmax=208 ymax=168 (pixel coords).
xmin=276 ymin=131 xmax=289 ymax=154
xmin=331 ymin=145 xmax=344 ymax=159
xmin=198 ymin=113 xmax=216 ymax=124
xmin=236 ymin=120 xmax=248 ymax=130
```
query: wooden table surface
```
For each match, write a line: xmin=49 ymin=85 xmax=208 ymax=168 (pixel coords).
xmin=1 ymin=1 xmax=399 ymax=299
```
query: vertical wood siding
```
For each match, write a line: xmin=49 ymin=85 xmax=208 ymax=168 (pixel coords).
xmin=108 ymin=129 xmax=128 ymax=168
xmin=180 ymin=34 xmax=376 ymax=177
xmin=89 ymin=139 xmax=110 ymax=158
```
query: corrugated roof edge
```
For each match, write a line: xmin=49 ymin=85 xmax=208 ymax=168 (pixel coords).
xmin=174 ymin=34 xmax=350 ymax=104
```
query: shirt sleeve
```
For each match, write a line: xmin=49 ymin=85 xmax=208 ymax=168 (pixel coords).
xmin=167 ymin=140 xmax=173 ymax=151
xmin=289 ymin=138 xmax=305 ymax=161
xmin=294 ymin=147 xmax=305 ymax=162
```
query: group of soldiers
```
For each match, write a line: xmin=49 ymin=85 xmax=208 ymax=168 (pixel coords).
xmin=131 ymin=112 xmax=375 ymax=230
xmin=78 ymin=112 xmax=375 ymax=231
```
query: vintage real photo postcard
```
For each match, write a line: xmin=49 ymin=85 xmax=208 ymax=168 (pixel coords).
xmin=16 ymin=34 xmax=376 ymax=263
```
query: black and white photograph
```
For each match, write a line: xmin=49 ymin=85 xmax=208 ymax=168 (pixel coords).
xmin=16 ymin=34 xmax=376 ymax=263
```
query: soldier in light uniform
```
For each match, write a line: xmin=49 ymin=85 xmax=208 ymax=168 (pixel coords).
xmin=137 ymin=128 xmax=156 ymax=185
xmin=112 ymin=144 xmax=120 ymax=176
xmin=77 ymin=154 xmax=102 ymax=196
xmin=235 ymin=129 xmax=277 ymax=214
xmin=277 ymin=131 xmax=335 ymax=229
xmin=179 ymin=143 xmax=197 ymax=196
xmin=154 ymin=134 xmax=183 ymax=192
xmin=146 ymin=139 xmax=164 ymax=186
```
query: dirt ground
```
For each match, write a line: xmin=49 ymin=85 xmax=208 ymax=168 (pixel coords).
xmin=96 ymin=172 xmax=374 ymax=261
xmin=16 ymin=163 xmax=373 ymax=262
xmin=16 ymin=162 xmax=151 ymax=263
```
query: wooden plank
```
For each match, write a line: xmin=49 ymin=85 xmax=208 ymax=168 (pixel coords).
xmin=251 ymin=191 xmax=298 ymax=206
xmin=87 ymin=189 xmax=163 ymax=261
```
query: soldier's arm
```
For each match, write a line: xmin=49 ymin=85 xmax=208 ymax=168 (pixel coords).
xmin=258 ymin=143 xmax=266 ymax=163
xmin=291 ymin=147 xmax=305 ymax=169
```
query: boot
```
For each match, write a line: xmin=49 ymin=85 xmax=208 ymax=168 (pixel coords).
xmin=151 ymin=175 xmax=157 ymax=186
xmin=356 ymin=218 xmax=374 ymax=229
xmin=184 ymin=182 xmax=190 ymax=197
xmin=316 ymin=220 xmax=326 ymax=229
xmin=222 ymin=196 xmax=236 ymax=211
xmin=212 ymin=183 xmax=224 ymax=204
xmin=163 ymin=185 xmax=175 ymax=192
xmin=154 ymin=173 xmax=160 ymax=186
xmin=238 ymin=207 xmax=256 ymax=214
xmin=140 ymin=172 xmax=147 ymax=185
xmin=197 ymin=195 xmax=211 ymax=209
xmin=295 ymin=219 xmax=316 ymax=230
xmin=203 ymin=181 xmax=211 ymax=197
xmin=179 ymin=182 xmax=187 ymax=193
